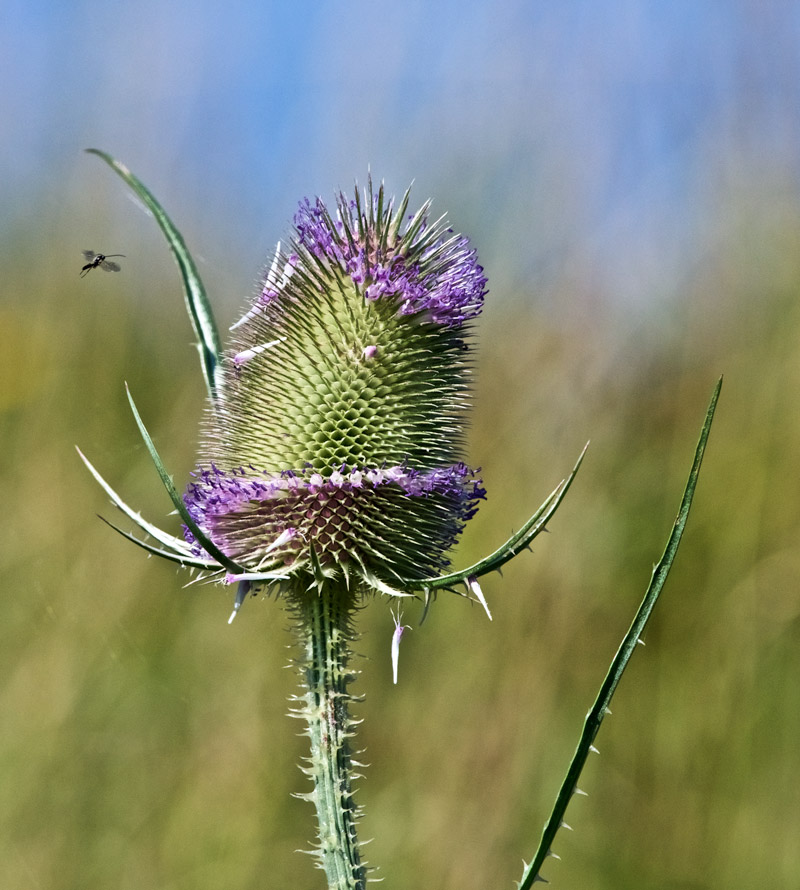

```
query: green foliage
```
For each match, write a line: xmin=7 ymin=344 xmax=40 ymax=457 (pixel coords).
xmin=2 ymin=172 xmax=800 ymax=890
xmin=520 ymin=379 xmax=721 ymax=887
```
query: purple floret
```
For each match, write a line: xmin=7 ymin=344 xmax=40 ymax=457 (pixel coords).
xmin=291 ymin=187 xmax=487 ymax=328
xmin=182 ymin=462 xmax=485 ymax=572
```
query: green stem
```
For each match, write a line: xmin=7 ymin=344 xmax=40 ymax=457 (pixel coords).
xmin=293 ymin=584 xmax=365 ymax=890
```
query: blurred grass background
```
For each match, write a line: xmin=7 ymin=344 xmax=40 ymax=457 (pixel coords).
xmin=2 ymin=2 xmax=800 ymax=888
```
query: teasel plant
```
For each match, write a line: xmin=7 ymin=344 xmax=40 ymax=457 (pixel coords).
xmin=79 ymin=148 xmax=721 ymax=889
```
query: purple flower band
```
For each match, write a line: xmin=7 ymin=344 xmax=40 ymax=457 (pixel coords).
xmin=185 ymin=462 xmax=484 ymax=522
xmin=182 ymin=462 xmax=485 ymax=573
xmin=291 ymin=192 xmax=486 ymax=328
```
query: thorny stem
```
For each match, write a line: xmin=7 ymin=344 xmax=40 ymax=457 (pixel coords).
xmin=292 ymin=583 xmax=365 ymax=890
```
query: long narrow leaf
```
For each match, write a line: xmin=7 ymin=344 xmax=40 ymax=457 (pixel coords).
xmin=400 ymin=444 xmax=587 ymax=591
xmin=97 ymin=516 xmax=220 ymax=569
xmin=518 ymin=377 xmax=722 ymax=888
xmin=124 ymin=383 xmax=246 ymax=575
xmin=86 ymin=148 xmax=222 ymax=400
xmin=76 ymin=446 xmax=198 ymax=555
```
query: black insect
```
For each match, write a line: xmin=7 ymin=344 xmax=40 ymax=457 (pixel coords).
xmin=80 ymin=251 xmax=126 ymax=278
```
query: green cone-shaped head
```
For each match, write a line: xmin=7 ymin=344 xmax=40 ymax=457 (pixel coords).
xmin=183 ymin=179 xmax=486 ymax=593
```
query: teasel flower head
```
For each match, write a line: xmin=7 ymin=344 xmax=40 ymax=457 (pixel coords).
xmin=80 ymin=152 xmax=580 ymax=623
xmin=182 ymin=178 xmax=487 ymax=599
xmin=81 ymin=151 xmax=586 ymax=887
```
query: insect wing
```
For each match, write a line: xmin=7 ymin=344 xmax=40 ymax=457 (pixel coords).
xmin=79 ymin=251 xmax=124 ymax=276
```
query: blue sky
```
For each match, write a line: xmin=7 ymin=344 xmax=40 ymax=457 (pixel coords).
xmin=3 ymin=0 xmax=799 ymax=310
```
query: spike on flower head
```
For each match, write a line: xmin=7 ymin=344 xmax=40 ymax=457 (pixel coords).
xmin=182 ymin=177 xmax=488 ymax=597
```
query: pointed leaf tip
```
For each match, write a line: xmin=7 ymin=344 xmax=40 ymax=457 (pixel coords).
xmin=228 ymin=579 xmax=251 ymax=624
xmin=398 ymin=445 xmax=587 ymax=592
xmin=467 ymin=575 xmax=492 ymax=620
xmin=124 ymin=384 xmax=245 ymax=574
xmin=391 ymin=608 xmax=411 ymax=684
xmin=86 ymin=148 xmax=222 ymax=400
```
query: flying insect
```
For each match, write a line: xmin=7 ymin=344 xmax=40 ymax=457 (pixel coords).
xmin=80 ymin=251 xmax=126 ymax=278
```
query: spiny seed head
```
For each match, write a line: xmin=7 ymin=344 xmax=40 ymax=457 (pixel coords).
xmin=183 ymin=177 xmax=487 ymax=594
